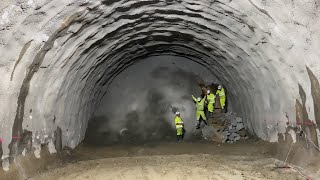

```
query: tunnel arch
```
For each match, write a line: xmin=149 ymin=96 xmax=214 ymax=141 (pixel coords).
xmin=0 ymin=0 xmax=319 ymax=162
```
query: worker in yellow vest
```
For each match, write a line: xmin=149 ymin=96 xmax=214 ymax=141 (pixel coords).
xmin=206 ymin=89 xmax=215 ymax=117
xmin=174 ymin=111 xmax=184 ymax=142
xmin=216 ymin=85 xmax=226 ymax=110
xmin=192 ymin=95 xmax=208 ymax=129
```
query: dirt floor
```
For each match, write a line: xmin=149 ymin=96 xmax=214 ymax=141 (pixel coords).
xmin=1 ymin=139 xmax=315 ymax=180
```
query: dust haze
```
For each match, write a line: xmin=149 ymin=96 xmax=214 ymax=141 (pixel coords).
xmin=84 ymin=56 xmax=219 ymax=145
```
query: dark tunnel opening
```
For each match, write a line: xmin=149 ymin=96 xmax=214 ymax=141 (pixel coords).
xmin=84 ymin=55 xmax=223 ymax=146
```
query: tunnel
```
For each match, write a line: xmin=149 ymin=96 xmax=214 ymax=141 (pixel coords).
xmin=0 ymin=0 xmax=320 ymax=179
xmin=84 ymin=55 xmax=221 ymax=145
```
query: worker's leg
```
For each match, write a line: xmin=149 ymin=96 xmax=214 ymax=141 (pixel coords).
xmin=200 ymin=111 xmax=207 ymax=121
xmin=220 ymin=98 xmax=226 ymax=110
xmin=177 ymin=128 xmax=183 ymax=142
xmin=208 ymin=104 xmax=214 ymax=117
xmin=181 ymin=128 xmax=185 ymax=140
xmin=196 ymin=111 xmax=201 ymax=129
xmin=199 ymin=111 xmax=208 ymax=125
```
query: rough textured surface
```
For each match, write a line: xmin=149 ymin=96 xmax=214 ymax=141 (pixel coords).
xmin=0 ymin=0 xmax=320 ymax=167
xmin=3 ymin=141 xmax=311 ymax=180
xmin=88 ymin=55 xmax=219 ymax=145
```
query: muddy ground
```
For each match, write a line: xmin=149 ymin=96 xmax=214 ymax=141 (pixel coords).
xmin=1 ymin=139 xmax=318 ymax=180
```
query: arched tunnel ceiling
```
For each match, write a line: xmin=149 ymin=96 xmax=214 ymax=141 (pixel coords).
xmin=0 ymin=0 xmax=320 ymax=159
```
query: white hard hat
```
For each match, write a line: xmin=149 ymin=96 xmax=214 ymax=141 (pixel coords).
xmin=197 ymin=97 xmax=201 ymax=101
xmin=175 ymin=111 xmax=180 ymax=115
xmin=218 ymin=85 xmax=222 ymax=89
xmin=207 ymin=90 xmax=210 ymax=94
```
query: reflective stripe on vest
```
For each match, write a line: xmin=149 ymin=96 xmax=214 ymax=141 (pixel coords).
xmin=175 ymin=117 xmax=183 ymax=129
xmin=176 ymin=125 xmax=183 ymax=128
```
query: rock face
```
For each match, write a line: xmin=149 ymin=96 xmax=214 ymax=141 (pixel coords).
xmin=220 ymin=113 xmax=247 ymax=143
xmin=206 ymin=112 xmax=247 ymax=143
xmin=0 ymin=0 xmax=320 ymax=168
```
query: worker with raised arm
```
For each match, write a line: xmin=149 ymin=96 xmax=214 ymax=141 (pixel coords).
xmin=206 ymin=89 xmax=215 ymax=117
xmin=174 ymin=111 xmax=184 ymax=142
xmin=192 ymin=95 xmax=207 ymax=129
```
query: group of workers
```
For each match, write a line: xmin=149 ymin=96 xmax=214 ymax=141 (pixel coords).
xmin=174 ymin=84 xmax=227 ymax=142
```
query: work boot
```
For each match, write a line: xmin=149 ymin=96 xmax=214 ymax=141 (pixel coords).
xmin=196 ymin=121 xmax=200 ymax=129
xmin=203 ymin=120 xmax=208 ymax=126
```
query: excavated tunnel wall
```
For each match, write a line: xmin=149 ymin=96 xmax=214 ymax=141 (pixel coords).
xmin=0 ymin=0 xmax=320 ymax=168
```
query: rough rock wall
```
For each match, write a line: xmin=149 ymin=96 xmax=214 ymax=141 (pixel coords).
xmin=0 ymin=0 xmax=319 ymax=163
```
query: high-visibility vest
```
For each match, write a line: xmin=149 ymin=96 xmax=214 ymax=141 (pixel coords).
xmin=175 ymin=117 xmax=184 ymax=129
xmin=196 ymin=100 xmax=205 ymax=111
xmin=216 ymin=88 xmax=226 ymax=98
xmin=207 ymin=94 xmax=215 ymax=104
xmin=192 ymin=95 xmax=205 ymax=111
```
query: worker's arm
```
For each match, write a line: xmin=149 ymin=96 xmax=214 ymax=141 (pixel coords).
xmin=175 ymin=120 xmax=184 ymax=125
xmin=201 ymin=96 xmax=206 ymax=104
xmin=192 ymin=95 xmax=197 ymax=102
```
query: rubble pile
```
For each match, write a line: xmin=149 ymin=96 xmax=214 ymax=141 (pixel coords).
xmin=210 ymin=112 xmax=248 ymax=143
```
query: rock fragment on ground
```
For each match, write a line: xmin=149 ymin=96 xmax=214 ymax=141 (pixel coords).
xmin=208 ymin=112 xmax=247 ymax=143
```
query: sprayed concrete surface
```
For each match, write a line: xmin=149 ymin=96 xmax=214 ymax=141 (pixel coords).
xmin=0 ymin=0 xmax=320 ymax=173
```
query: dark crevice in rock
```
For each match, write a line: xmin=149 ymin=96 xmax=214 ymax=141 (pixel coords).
xmin=115 ymin=0 xmax=161 ymax=13
xmin=54 ymin=127 xmax=62 ymax=153
xmin=0 ymin=141 xmax=2 ymax=163
xmin=10 ymin=40 xmax=33 ymax=81
xmin=296 ymin=99 xmax=303 ymax=125
xmin=298 ymin=84 xmax=308 ymax=119
xmin=101 ymin=0 xmax=120 ymax=6
xmin=298 ymin=83 xmax=318 ymax=148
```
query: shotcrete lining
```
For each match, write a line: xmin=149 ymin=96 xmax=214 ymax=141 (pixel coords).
xmin=20 ymin=1 xmax=280 ymax=148
xmin=2 ymin=0 xmax=319 ymax=157
xmin=40 ymin=1 xmax=279 ymax=148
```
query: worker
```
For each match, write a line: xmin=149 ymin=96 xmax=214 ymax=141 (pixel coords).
xmin=192 ymin=95 xmax=207 ymax=129
xmin=216 ymin=85 xmax=226 ymax=110
xmin=174 ymin=111 xmax=184 ymax=142
xmin=206 ymin=89 xmax=215 ymax=117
